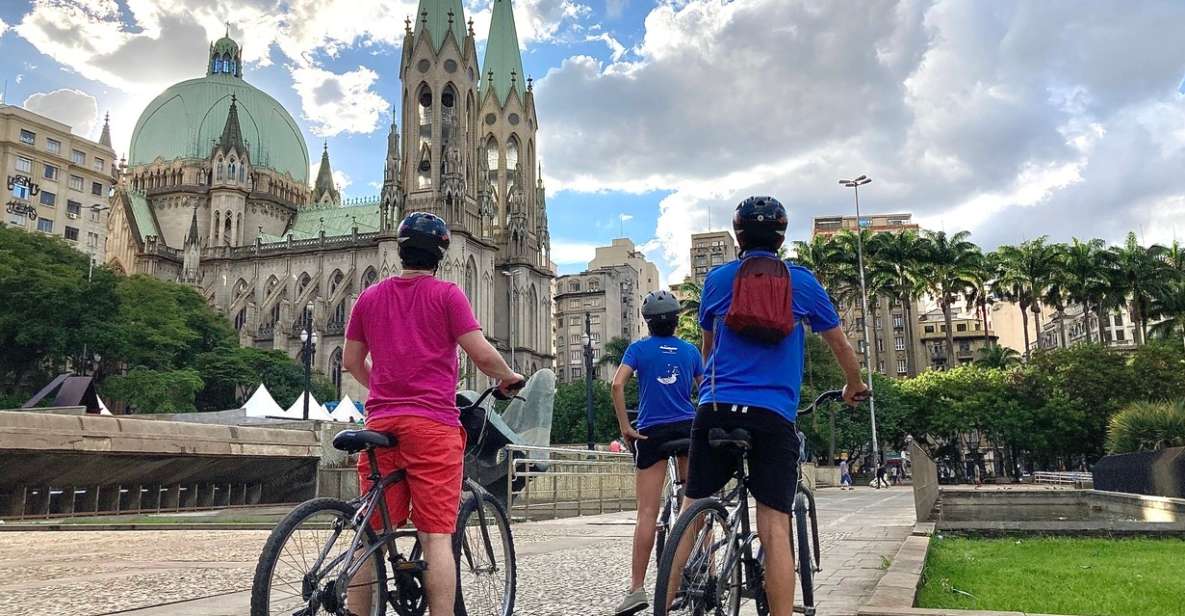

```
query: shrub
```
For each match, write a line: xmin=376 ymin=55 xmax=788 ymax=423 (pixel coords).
xmin=1106 ymin=401 xmax=1185 ymax=453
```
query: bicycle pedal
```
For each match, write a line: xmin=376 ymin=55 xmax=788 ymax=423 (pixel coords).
xmin=393 ymin=559 xmax=427 ymax=573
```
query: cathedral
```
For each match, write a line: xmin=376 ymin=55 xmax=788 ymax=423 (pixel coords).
xmin=104 ymin=0 xmax=555 ymax=400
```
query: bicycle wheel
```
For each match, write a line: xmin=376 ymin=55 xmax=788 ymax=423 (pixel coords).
xmin=251 ymin=498 xmax=387 ymax=616
xmin=453 ymin=490 xmax=516 ymax=616
xmin=794 ymin=506 xmax=814 ymax=609
xmin=653 ymin=498 xmax=735 ymax=616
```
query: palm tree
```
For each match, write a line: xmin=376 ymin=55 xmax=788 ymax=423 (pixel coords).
xmin=1042 ymin=243 xmax=1073 ymax=349
xmin=995 ymin=237 xmax=1060 ymax=355
xmin=835 ymin=229 xmax=884 ymax=372
xmin=1148 ymin=280 xmax=1185 ymax=348
xmin=920 ymin=230 xmax=980 ymax=368
xmin=974 ymin=344 xmax=1021 ymax=369
xmin=1062 ymin=238 xmax=1113 ymax=344
xmin=1162 ymin=240 xmax=1185 ymax=280
xmin=991 ymin=248 xmax=1035 ymax=360
xmin=1110 ymin=233 xmax=1168 ymax=345
xmin=870 ymin=231 xmax=927 ymax=375
xmin=962 ymin=250 xmax=995 ymax=349
xmin=597 ymin=336 xmax=632 ymax=368
xmin=792 ymin=234 xmax=841 ymax=291
xmin=676 ymin=280 xmax=703 ymax=347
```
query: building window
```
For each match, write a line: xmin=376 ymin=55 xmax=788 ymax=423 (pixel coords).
xmin=16 ymin=157 xmax=32 ymax=173
xmin=876 ymin=338 xmax=884 ymax=352
xmin=1113 ymin=314 xmax=1123 ymax=326
xmin=569 ymin=299 xmax=579 ymax=309
xmin=91 ymin=182 xmax=104 ymax=196
xmin=897 ymin=359 xmax=907 ymax=374
xmin=40 ymin=191 xmax=56 ymax=207
xmin=569 ymin=281 xmax=580 ymax=292
xmin=93 ymin=157 xmax=105 ymax=172
xmin=64 ymin=226 xmax=79 ymax=241
xmin=956 ymin=323 xmax=967 ymax=332
xmin=924 ymin=325 xmax=935 ymax=334
xmin=66 ymin=201 xmax=81 ymax=217
xmin=12 ymin=184 xmax=30 ymax=200
xmin=856 ymin=317 xmax=865 ymax=329
xmin=90 ymin=206 xmax=101 ymax=222
xmin=557 ymin=335 xmax=565 ymax=347
xmin=69 ymin=175 xmax=84 ymax=191
xmin=1115 ymin=329 xmax=1125 ymax=342
xmin=857 ymin=340 xmax=867 ymax=354
xmin=43 ymin=164 xmax=58 ymax=180
xmin=572 ymin=367 xmax=582 ymax=379
xmin=87 ymin=232 xmax=99 ymax=249
xmin=959 ymin=341 xmax=971 ymax=352
xmin=878 ymin=360 xmax=885 ymax=372
xmin=36 ymin=218 xmax=53 ymax=233
xmin=19 ymin=129 xmax=35 ymax=145
xmin=71 ymin=150 xmax=85 ymax=165
xmin=893 ymin=315 xmax=904 ymax=328
xmin=570 ymin=350 xmax=582 ymax=364
xmin=895 ymin=336 xmax=905 ymax=351
xmin=46 ymin=138 xmax=62 ymax=154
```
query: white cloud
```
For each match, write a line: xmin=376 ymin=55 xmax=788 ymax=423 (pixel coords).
xmin=0 ymin=17 xmax=9 ymax=37
xmin=291 ymin=64 xmax=388 ymax=137
xmin=467 ymin=0 xmax=591 ymax=47
xmin=550 ymin=240 xmax=599 ymax=265
xmin=22 ymin=88 xmax=99 ymax=137
xmin=537 ymin=0 xmax=1185 ymax=280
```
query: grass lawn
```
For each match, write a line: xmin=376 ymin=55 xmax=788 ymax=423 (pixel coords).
xmin=917 ymin=536 xmax=1185 ymax=616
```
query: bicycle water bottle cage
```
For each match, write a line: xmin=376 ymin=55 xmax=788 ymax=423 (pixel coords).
xmin=332 ymin=429 xmax=395 ymax=453
xmin=708 ymin=428 xmax=752 ymax=452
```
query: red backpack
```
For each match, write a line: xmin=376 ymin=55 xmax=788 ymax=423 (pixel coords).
xmin=724 ymin=255 xmax=794 ymax=344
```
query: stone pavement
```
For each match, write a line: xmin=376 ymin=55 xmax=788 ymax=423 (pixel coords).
xmin=0 ymin=486 xmax=914 ymax=616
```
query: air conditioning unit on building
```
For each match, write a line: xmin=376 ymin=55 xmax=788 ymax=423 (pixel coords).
xmin=67 ymin=212 xmax=79 ymax=219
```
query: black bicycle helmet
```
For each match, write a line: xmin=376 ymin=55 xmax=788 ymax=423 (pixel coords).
xmin=642 ymin=290 xmax=681 ymax=320
xmin=733 ymin=196 xmax=788 ymax=252
xmin=397 ymin=212 xmax=450 ymax=264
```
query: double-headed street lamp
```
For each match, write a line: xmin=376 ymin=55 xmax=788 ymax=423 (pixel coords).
xmin=299 ymin=301 xmax=318 ymax=421
xmin=582 ymin=312 xmax=596 ymax=451
xmin=838 ymin=174 xmax=883 ymax=488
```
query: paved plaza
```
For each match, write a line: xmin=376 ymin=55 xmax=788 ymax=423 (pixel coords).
xmin=0 ymin=486 xmax=914 ymax=616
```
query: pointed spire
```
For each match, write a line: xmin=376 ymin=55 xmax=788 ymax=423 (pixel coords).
xmin=99 ymin=112 xmax=112 ymax=147
xmin=313 ymin=141 xmax=341 ymax=205
xmin=414 ymin=0 xmax=467 ymax=50
xmin=186 ymin=206 xmax=200 ymax=245
xmin=482 ymin=0 xmax=527 ymax=104
xmin=219 ymin=94 xmax=246 ymax=153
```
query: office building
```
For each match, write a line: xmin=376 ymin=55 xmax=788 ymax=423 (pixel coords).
xmin=690 ymin=230 xmax=737 ymax=286
xmin=811 ymin=213 xmax=919 ymax=237
xmin=2 ymin=104 xmax=116 ymax=262
xmin=915 ymin=305 xmax=999 ymax=369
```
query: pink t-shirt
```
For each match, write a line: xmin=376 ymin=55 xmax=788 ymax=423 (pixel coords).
xmin=345 ymin=275 xmax=481 ymax=426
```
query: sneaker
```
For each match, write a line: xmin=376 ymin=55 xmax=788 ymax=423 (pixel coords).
xmin=614 ymin=588 xmax=649 ymax=616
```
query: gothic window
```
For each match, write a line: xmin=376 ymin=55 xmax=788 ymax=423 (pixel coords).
xmin=417 ymin=85 xmax=433 ymax=151
xmin=441 ymin=85 xmax=458 ymax=145
xmin=329 ymin=269 xmax=345 ymax=295
xmin=417 ymin=146 xmax=432 ymax=189
xmin=362 ymin=267 xmax=378 ymax=289
xmin=506 ymin=136 xmax=520 ymax=186
xmin=238 ymin=164 xmax=245 ymax=183
xmin=223 ymin=214 xmax=233 ymax=246
xmin=332 ymin=300 xmax=346 ymax=327
xmin=216 ymin=158 xmax=224 ymax=181
xmin=228 ymin=159 xmax=236 ymax=180
xmin=485 ymin=136 xmax=499 ymax=201
xmin=329 ymin=347 xmax=344 ymax=397
xmin=234 ymin=308 xmax=247 ymax=331
xmin=528 ymin=286 xmax=538 ymax=349
xmin=464 ymin=257 xmax=478 ymax=304
xmin=297 ymin=272 xmax=312 ymax=295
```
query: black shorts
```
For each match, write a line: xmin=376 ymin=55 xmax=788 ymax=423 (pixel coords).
xmin=633 ymin=419 xmax=694 ymax=470
xmin=685 ymin=404 xmax=800 ymax=513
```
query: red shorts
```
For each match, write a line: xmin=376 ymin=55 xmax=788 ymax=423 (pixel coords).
xmin=357 ymin=414 xmax=466 ymax=534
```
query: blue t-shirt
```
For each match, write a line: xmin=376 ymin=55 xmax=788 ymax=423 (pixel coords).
xmin=622 ymin=336 xmax=704 ymax=430
xmin=697 ymin=251 xmax=841 ymax=423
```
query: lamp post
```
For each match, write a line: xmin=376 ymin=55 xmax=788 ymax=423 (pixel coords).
xmin=838 ymin=174 xmax=882 ymax=489
xmin=299 ymin=302 xmax=317 ymax=420
xmin=582 ymin=312 xmax=596 ymax=451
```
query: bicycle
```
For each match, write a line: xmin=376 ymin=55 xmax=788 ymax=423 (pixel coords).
xmin=652 ymin=390 xmax=852 ymax=616
xmin=250 ymin=384 xmax=520 ymax=616
xmin=652 ymin=436 xmax=691 ymax=570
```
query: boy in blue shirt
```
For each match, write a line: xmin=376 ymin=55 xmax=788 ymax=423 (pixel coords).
xmin=611 ymin=290 xmax=703 ymax=615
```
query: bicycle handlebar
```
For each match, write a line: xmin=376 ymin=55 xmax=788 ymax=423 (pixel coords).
xmin=797 ymin=388 xmax=870 ymax=418
xmin=460 ymin=380 xmax=527 ymax=412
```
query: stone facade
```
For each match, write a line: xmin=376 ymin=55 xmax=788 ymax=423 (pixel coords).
xmin=689 ymin=230 xmax=737 ymax=286
xmin=104 ymin=1 xmax=553 ymax=401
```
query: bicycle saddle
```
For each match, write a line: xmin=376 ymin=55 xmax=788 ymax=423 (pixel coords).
xmin=658 ymin=438 xmax=692 ymax=458
xmin=708 ymin=428 xmax=752 ymax=452
xmin=332 ymin=429 xmax=395 ymax=453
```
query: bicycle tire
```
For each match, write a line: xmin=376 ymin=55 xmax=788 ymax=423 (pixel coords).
xmin=453 ymin=490 xmax=516 ymax=616
xmin=653 ymin=498 xmax=731 ymax=616
xmin=251 ymin=497 xmax=387 ymax=616
xmin=794 ymin=506 xmax=814 ymax=609
xmin=655 ymin=498 xmax=672 ymax=571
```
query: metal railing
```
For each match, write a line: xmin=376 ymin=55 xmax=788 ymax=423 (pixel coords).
xmin=504 ymin=445 xmax=636 ymax=522
xmin=1032 ymin=471 xmax=1094 ymax=487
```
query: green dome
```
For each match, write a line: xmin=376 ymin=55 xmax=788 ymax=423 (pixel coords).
xmin=129 ymin=73 xmax=309 ymax=184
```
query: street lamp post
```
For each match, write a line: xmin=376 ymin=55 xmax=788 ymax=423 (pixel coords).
xmin=299 ymin=302 xmax=317 ymax=420
xmin=582 ymin=312 xmax=596 ymax=451
xmin=838 ymin=174 xmax=882 ymax=489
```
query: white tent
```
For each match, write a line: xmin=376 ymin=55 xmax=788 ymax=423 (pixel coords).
xmin=284 ymin=392 xmax=331 ymax=421
xmin=97 ymin=396 xmax=112 ymax=416
xmin=243 ymin=383 xmax=286 ymax=418
xmin=333 ymin=395 xmax=365 ymax=423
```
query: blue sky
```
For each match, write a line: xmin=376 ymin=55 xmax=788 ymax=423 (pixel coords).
xmin=3 ymin=1 xmax=1185 ymax=282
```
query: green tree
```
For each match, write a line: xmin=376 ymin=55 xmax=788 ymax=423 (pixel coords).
xmin=996 ymin=237 xmax=1061 ymax=355
xmin=104 ymin=367 xmax=205 ymax=413
xmin=1062 ymin=238 xmax=1114 ymax=344
xmin=598 ymin=336 xmax=631 ymax=368
xmin=1148 ymin=280 xmax=1185 ymax=348
xmin=975 ymin=345 xmax=1021 ymax=369
xmin=1126 ymin=342 xmax=1185 ymax=402
xmin=1110 ymin=232 xmax=1168 ymax=345
xmin=1106 ymin=401 xmax=1185 ymax=454
xmin=791 ymin=234 xmax=841 ymax=291
xmin=869 ymin=231 xmax=927 ymax=375
xmin=920 ymin=230 xmax=981 ymax=368
xmin=112 ymin=275 xmax=236 ymax=370
xmin=676 ymin=280 xmax=703 ymax=348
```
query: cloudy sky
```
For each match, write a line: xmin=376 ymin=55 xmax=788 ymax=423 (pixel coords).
xmin=3 ymin=0 xmax=1184 ymax=282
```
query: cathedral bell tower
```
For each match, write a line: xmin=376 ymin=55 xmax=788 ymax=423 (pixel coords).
xmin=208 ymin=95 xmax=252 ymax=247
xmin=400 ymin=0 xmax=481 ymax=233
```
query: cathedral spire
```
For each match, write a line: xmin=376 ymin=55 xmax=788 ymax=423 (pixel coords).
xmin=99 ymin=112 xmax=112 ymax=147
xmin=414 ymin=0 xmax=467 ymax=50
xmin=313 ymin=142 xmax=341 ymax=205
xmin=185 ymin=206 xmax=200 ymax=245
xmin=482 ymin=0 xmax=526 ymax=105
xmin=219 ymin=95 xmax=246 ymax=154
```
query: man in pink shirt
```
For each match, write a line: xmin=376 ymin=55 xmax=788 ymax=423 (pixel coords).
xmin=343 ymin=212 xmax=522 ymax=616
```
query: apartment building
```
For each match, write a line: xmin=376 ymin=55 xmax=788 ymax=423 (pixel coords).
xmin=916 ymin=307 xmax=999 ymax=370
xmin=811 ymin=213 xmax=919 ymax=237
xmin=1035 ymin=304 xmax=1139 ymax=351
xmin=553 ymin=238 xmax=661 ymax=383
xmin=690 ymin=230 xmax=737 ymax=286
xmin=2 ymin=105 xmax=116 ymax=262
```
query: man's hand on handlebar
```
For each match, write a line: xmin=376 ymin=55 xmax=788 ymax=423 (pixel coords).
xmin=842 ymin=381 xmax=871 ymax=407
xmin=495 ymin=373 xmax=527 ymax=399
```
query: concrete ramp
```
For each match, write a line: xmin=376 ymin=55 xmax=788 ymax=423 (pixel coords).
xmin=0 ymin=411 xmax=322 ymax=519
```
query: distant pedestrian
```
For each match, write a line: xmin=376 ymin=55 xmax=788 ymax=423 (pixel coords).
xmin=839 ymin=459 xmax=852 ymax=490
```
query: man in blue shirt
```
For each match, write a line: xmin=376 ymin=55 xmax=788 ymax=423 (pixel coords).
xmin=612 ymin=290 xmax=703 ymax=615
xmin=688 ymin=196 xmax=868 ymax=616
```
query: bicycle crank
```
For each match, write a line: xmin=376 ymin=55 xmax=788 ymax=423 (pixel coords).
xmin=390 ymin=555 xmax=428 ymax=616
